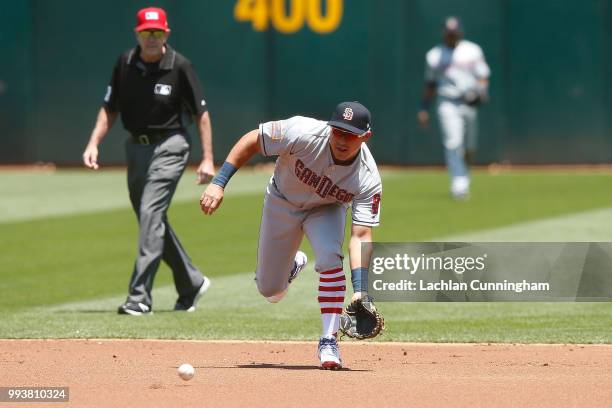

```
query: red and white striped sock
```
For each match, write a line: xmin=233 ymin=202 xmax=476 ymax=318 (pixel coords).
xmin=318 ymin=267 xmax=346 ymax=337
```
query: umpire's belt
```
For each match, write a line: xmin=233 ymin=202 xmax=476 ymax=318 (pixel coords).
xmin=130 ymin=130 xmax=182 ymax=145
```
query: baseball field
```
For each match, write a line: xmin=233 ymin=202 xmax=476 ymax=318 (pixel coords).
xmin=2 ymin=167 xmax=612 ymax=407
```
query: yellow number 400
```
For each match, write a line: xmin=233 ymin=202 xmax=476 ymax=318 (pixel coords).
xmin=234 ymin=0 xmax=343 ymax=34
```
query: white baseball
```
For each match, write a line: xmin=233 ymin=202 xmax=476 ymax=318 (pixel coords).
xmin=177 ymin=363 xmax=195 ymax=381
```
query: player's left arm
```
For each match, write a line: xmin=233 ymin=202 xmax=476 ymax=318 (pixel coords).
xmin=348 ymin=224 xmax=373 ymax=302
xmin=349 ymin=176 xmax=381 ymax=300
xmin=473 ymin=46 xmax=491 ymax=103
xmin=476 ymin=78 xmax=490 ymax=103
xmin=342 ymin=223 xmax=385 ymax=339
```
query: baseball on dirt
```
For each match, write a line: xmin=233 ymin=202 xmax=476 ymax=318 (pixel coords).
xmin=177 ymin=363 xmax=195 ymax=381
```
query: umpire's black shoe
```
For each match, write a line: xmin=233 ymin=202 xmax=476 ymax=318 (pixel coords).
xmin=117 ymin=302 xmax=153 ymax=316
xmin=174 ymin=276 xmax=211 ymax=312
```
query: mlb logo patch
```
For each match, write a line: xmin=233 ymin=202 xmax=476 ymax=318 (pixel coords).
xmin=145 ymin=11 xmax=159 ymax=20
xmin=154 ymin=84 xmax=172 ymax=96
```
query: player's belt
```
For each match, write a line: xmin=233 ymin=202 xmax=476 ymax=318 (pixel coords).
xmin=438 ymin=95 xmax=464 ymax=102
xmin=130 ymin=129 xmax=184 ymax=145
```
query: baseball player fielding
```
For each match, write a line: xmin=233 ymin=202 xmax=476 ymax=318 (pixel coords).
xmin=200 ymin=101 xmax=382 ymax=369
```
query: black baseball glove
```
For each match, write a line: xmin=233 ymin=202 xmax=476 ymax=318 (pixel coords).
xmin=463 ymin=86 xmax=489 ymax=107
xmin=463 ymin=90 xmax=482 ymax=106
xmin=339 ymin=295 xmax=385 ymax=340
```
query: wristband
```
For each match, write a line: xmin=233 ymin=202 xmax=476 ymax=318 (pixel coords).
xmin=351 ymin=267 xmax=369 ymax=293
xmin=211 ymin=161 xmax=238 ymax=188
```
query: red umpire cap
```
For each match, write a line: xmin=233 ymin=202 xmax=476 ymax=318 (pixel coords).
xmin=135 ymin=7 xmax=170 ymax=32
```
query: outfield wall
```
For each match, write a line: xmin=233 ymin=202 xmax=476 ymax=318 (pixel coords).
xmin=1 ymin=0 xmax=611 ymax=165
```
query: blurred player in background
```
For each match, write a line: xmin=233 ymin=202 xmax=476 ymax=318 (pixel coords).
xmin=200 ymin=102 xmax=382 ymax=369
xmin=417 ymin=16 xmax=490 ymax=200
xmin=82 ymin=7 xmax=214 ymax=315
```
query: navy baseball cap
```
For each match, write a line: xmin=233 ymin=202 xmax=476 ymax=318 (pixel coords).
xmin=443 ymin=16 xmax=462 ymax=34
xmin=328 ymin=101 xmax=372 ymax=136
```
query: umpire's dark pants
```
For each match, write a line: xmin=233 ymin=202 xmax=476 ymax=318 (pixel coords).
xmin=124 ymin=133 xmax=204 ymax=307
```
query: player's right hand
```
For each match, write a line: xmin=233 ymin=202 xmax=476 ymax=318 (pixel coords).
xmin=417 ymin=110 xmax=429 ymax=129
xmin=83 ymin=145 xmax=100 ymax=170
xmin=200 ymin=183 xmax=224 ymax=215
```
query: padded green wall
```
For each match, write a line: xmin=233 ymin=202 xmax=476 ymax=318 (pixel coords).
xmin=2 ymin=0 xmax=610 ymax=164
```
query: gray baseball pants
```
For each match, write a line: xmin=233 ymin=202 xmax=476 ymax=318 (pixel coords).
xmin=124 ymin=133 xmax=204 ymax=307
xmin=255 ymin=182 xmax=346 ymax=298
xmin=437 ymin=97 xmax=478 ymax=196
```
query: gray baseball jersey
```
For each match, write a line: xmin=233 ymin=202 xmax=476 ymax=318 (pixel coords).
xmin=258 ymin=116 xmax=382 ymax=227
xmin=425 ymin=39 xmax=490 ymax=99
xmin=254 ymin=115 xmax=382 ymax=299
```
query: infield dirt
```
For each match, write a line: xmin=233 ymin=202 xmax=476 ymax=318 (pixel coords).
xmin=1 ymin=340 xmax=610 ymax=407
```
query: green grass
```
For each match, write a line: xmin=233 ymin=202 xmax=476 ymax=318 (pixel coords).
xmin=1 ymin=168 xmax=612 ymax=342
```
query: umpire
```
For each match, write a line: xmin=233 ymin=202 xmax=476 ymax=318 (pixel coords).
xmin=82 ymin=7 xmax=213 ymax=315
